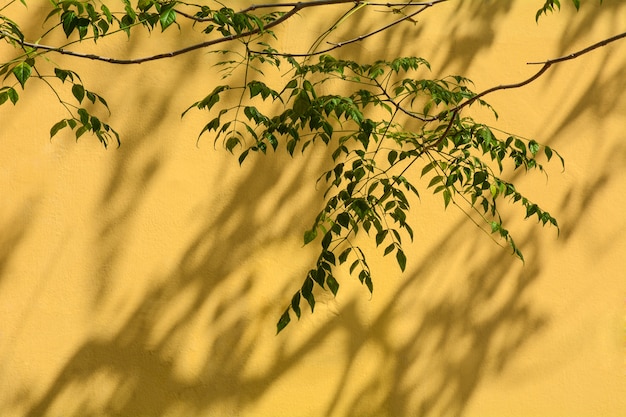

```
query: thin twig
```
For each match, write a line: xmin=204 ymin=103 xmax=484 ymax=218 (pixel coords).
xmin=251 ymin=0 xmax=447 ymax=58
xmin=457 ymin=30 xmax=626 ymax=113
xmin=1 ymin=0 xmax=447 ymax=65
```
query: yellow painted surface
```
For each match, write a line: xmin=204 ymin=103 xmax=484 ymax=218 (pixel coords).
xmin=1 ymin=1 xmax=625 ymax=416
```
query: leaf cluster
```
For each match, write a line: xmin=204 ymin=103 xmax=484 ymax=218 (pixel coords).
xmin=0 ymin=0 xmax=590 ymax=333
xmin=183 ymin=51 xmax=562 ymax=332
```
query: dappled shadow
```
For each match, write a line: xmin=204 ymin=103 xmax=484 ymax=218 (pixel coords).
xmin=1 ymin=1 xmax=625 ymax=417
xmin=0 ymin=201 xmax=35 ymax=285
xmin=326 ymin=220 xmax=547 ymax=417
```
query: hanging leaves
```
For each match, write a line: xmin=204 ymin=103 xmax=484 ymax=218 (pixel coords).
xmin=0 ymin=0 xmax=577 ymax=334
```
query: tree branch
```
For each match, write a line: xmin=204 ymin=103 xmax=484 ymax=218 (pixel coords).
xmin=0 ymin=5 xmax=299 ymax=64
xmin=419 ymin=30 xmax=626 ymax=155
xmin=455 ymin=30 xmax=626 ymax=113
xmin=250 ymin=0 xmax=447 ymax=57
xmin=0 ymin=0 xmax=445 ymax=65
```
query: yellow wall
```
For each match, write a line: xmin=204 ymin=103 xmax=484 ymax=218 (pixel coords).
xmin=1 ymin=1 xmax=625 ymax=416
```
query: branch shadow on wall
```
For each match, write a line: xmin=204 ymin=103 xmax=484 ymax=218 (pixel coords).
xmin=6 ymin=1 xmax=626 ymax=417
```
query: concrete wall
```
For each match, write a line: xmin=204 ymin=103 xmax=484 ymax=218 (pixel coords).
xmin=1 ymin=1 xmax=625 ymax=416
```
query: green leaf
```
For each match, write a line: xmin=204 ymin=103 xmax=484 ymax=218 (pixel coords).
xmin=54 ymin=68 xmax=70 ymax=83
xmin=349 ymin=259 xmax=359 ymax=275
xmin=75 ymin=125 xmax=89 ymax=140
xmin=196 ymin=85 xmax=229 ymax=112
xmin=12 ymin=62 xmax=31 ymax=89
xmin=77 ymin=108 xmax=89 ymax=125
xmin=238 ymin=149 xmax=250 ymax=165
xmin=396 ymin=249 xmax=407 ymax=272
xmin=276 ymin=309 xmax=291 ymax=334
xmin=302 ymin=277 xmax=315 ymax=312
xmin=7 ymin=88 xmax=18 ymax=104
xmin=322 ymin=250 xmax=336 ymax=265
xmin=159 ymin=5 xmax=177 ymax=31
xmin=326 ymin=275 xmax=339 ymax=296
xmin=387 ymin=150 xmax=398 ymax=165
xmin=443 ymin=189 xmax=452 ymax=208
xmin=427 ymin=175 xmax=442 ymax=188
xmin=61 ymin=10 xmax=77 ymax=37
xmin=375 ymin=230 xmax=388 ymax=246
xmin=338 ymin=247 xmax=351 ymax=264
xmin=321 ymin=232 xmax=332 ymax=250
xmin=50 ymin=120 xmax=67 ymax=138
xmin=473 ymin=171 xmax=488 ymax=186
xmin=525 ymin=203 xmax=538 ymax=219
xmin=529 ymin=140 xmax=540 ymax=156
xmin=72 ymin=84 xmax=85 ymax=103
xmin=87 ymin=116 xmax=100 ymax=132
xmin=357 ymin=269 xmax=373 ymax=293
xmin=293 ymin=92 xmax=310 ymax=116
xmin=291 ymin=292 xmax=301 ymax=319
xmin=225 ymin=136 xmax=240 ymax=152
xmin=304 ymin=229 xmax=317 ymax=245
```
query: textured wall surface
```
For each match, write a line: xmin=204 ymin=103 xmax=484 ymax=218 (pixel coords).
xmin=1 ymin=1 xmax=625 ymax=416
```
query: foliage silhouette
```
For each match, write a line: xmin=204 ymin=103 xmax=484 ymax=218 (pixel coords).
xmin=0 ymin=0 xmax=622 ymax=332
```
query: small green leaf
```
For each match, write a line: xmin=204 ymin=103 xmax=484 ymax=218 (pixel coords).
xmin=304 ymin=229 xmax=317 ymax=245
xmin=284 ymin=79 xmax=298 ymax=90
xmin=525 ymin=204 xmax=538 ymax=219
xmin=302 ymin=277 xmax=315 ymax=312
xmin=54 ymin=68 xmax=70 ymax=83
xmin=75 ymin=125 xmax=89 ymax=140
xmin=50 ymin=120 xmax=68 ymax=138
xmin=77 ymin=108 xmax=89 ymax=125
xmin=364 ymin=273 xmax=373 ymax=293
xmin=349 ymin=259 xmax=359 ymax=275
xmin=72 ymin=84 xmax=85 ymax=103
xmin=396 ymin=249 xmax=407 ymax=272
xmin=6 ymin=87 xmax=18 ymax=104
xmin=375 ymin=230 xmax=388 ymax=246
xmin=529 ymin=140 xmax=540 ymax=156
xmin=326 ymin=275 xmax=339 ymax=296
xmin=159 ymin=6 xmax=177 ymax=31
xmin=338 ymin=247 xmax=351 ymax=264
xmin=238 ymin=149 xmax=250 ymax=165
xmin=387 ymin=150 xmax=398 ymax=165
xmin=225 ymin=137 xmax=240 ymax=152
xmin=321 ymin=232 xmax=332 ymax=250
xmin=427 ymin=175 xmax=442 ymax=188
xmin=61 ymin=11 xmax=77 ymax=37
xmin=276 ymin=309 xmax=291 ymax=334
xmin=443 ymin=189 xmax=452 ymax=208
xmin=322 ymin=250 xmax=336 ymax=265
xmin=12 ymin=62 xmax=31 ymax=89
xmin=291 ymin=292 xmax=301 ymax=319
xmin=293 ymin=92 xmax=310 ymax=116
xmin=90 ymin=116 xmax=101 ymax=132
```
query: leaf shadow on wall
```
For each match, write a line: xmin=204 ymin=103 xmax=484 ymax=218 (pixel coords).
xmin=324 ymin=220 xmax=548 ymax=417
xmin=10 ymin=2 xmax=626 ymax=417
